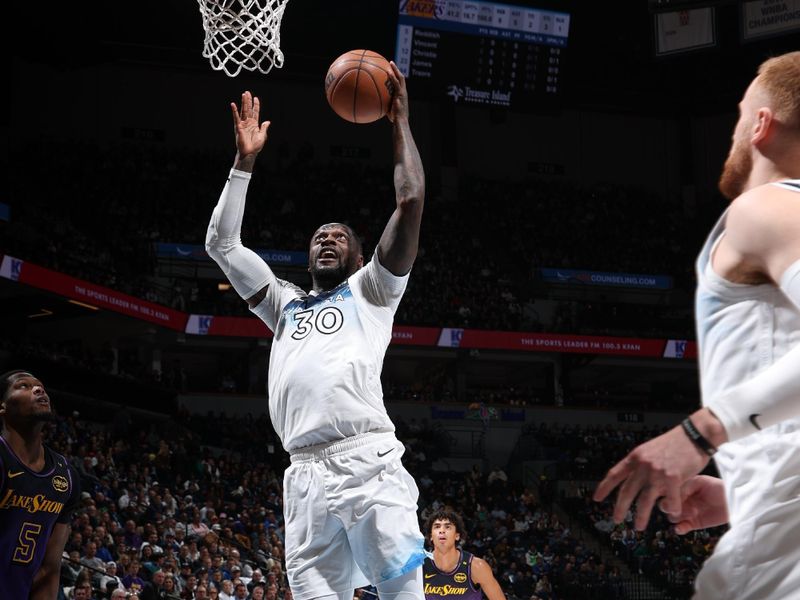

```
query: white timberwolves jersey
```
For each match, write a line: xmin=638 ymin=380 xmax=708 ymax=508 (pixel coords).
xmin=251 ymin=253 xmax=407 ymax=451
xmin=693 ymin=180 xmax=800 ymax=599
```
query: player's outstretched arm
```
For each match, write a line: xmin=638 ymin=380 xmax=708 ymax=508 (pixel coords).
xmin=376 ymin=61 xmax=425 ymax=276
xmin=30 ymin=522 xmax=70 ymax=600
xmin=206 ymin=91 xmax=274 ymax=308
xmin=470 ymin=556 xmax=507 ymax=600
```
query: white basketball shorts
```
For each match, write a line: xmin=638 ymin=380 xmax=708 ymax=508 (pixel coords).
xmin=284 ymin=431 xmax=426 ymax=600
xmin=692 ymin=496 xmax=800 ymax=600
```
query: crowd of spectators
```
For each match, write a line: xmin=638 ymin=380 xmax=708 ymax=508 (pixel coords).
xmin=39 ymin=394 xmax=723 ymax=600
xmin=50 ymin=405 xmax=290 ymax=600
xmin=565 ymin=491 xmax=724 ymax=599
xmin=0 ymin=335 xmax=188 ymax=394
xmin=4 ymin=139 xmax=707 ymax=338
xmin=405 ymin=433 xmax=626 ymax=600
xmin=386 ymin=376 xmax=696 ymax=414
xmin=518 ymin=422 xmax=726 ymax=598
xmin=5 ymin=334 xmax=700 ymax=417
xmin=4 ymin=134 xmax=722 ymax=599
xmin=521 ymin=423 xmax=673 ymax=481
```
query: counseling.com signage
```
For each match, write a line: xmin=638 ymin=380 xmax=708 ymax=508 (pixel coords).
xmin=1 ymin=256 xmax=187 ymax=331
xmin=1 ymin=256 xmax=695 ymax=360
xmin=540 ymin=268 xmax=673 ymax=290
xmin=155 ymin=243 xmax=308 ymax=267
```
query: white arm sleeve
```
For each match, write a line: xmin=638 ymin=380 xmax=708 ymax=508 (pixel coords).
xmin=706 ymin=259 xmax=800 ymax=441
xmin=205 ymin=168 xmax=273 ymax=300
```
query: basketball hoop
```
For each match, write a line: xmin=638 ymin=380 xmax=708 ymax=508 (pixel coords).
xmin=196 ymin=0 xmax=290 ymax=77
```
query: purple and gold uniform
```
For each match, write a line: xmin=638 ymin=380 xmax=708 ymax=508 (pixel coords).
xmin=423 ymin=551 xmax=483 ymax=600
xmin=0 ymin=434 xmax=79 ymax=599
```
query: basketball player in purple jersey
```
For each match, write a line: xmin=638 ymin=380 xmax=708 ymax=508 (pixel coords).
xmin=422 ymin=510 xmax=506 ymax=600
xmin=1 ymin=370 xmax=80 ymax=599
xmin=594 ymin=52 xmax=800 ymax=599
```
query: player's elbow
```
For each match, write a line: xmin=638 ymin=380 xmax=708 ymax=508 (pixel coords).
xmin=205 ymin=222 xmax=219 ymax=253
xmin=205 ymin=227 xmax=233 ymax=265
xmin=205 ymin=243 xmax=225 ymax=268
xmin=396 ymin=187 xmax=425 ymax=213
xmin=395 ymin=172 xmax=425 ymax=205
xmin=205 ymin=237 xmax=223 ymax=262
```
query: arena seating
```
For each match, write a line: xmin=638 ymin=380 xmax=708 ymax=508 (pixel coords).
xmin=4 ymin=140 xmax=702 ymax=338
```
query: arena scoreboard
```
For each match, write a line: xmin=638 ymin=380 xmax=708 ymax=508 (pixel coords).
xmin=395 ymin=0 xmax=570 ymax=111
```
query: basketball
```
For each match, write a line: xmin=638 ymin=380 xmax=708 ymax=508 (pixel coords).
xmin=325 ymin=50 xmax=394 ymax=124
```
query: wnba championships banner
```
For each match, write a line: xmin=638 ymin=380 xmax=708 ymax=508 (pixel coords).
xmin=2 ymin=255 xmax=695 ymax=359
xmin=742 ymin=0 xmax=800 ymax=41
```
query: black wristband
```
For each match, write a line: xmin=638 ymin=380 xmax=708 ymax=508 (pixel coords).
xmin=681 ymin=417 xmax=717 ymax=456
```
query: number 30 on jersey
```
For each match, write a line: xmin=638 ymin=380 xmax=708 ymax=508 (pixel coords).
xmin=291 ymin=306 xmax=344 ymax=340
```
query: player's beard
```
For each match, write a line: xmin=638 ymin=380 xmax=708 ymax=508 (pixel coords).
xmin=718 ymin=138 xmax=753 ymax=201
xmin=311 ymin=261 xmax=350 ymax=291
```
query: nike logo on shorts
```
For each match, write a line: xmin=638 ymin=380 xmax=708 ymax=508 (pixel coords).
xmin=749 ymin=414 xmax=762 ymax=430
xmin=377 ymin=448 xmax=395 ymax=458
xmin=8 ymin=470 xmax=24 ymax=478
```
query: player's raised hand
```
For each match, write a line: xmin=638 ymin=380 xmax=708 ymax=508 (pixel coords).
xmin=387 ymin=61 xmax=409 ymax=124
xmin=592 ymin=424 xmax=711 ymax=530
xmin=231 ymin=90 xmax=270 ymax=158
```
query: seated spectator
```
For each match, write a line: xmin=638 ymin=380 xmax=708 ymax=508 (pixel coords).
xmin=219 ymin=579 xmax=236 ymax=600
xmin=62 ymin=550 xmax=84 ymax=587
xmin=162 ymin=574 xmax=182 ymax=599
xmin=140 ymin=569 xmax=167 ymax=600
xmin=99 ymin=561 xmax=125 ymax=597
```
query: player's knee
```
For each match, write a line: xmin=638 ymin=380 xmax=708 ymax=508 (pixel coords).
xmin=376 ymin=567 xmax=424 ymax=600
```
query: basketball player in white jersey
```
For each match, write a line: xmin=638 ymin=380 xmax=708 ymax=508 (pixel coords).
xmin=205 ymin=62 xmax=427 ymax=600
xmin=593 ymin=51 xmax=800 ymax=600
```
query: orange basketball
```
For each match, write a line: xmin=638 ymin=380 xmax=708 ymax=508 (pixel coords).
xmin=325 ymin=50 xmax=394 ymax=124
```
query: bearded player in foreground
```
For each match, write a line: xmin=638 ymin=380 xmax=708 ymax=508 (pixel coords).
xmin=594 ymin=51 xmax=800 ymax=599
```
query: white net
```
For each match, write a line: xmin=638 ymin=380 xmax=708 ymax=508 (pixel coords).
xmin=196 ymin=0 xmax=290 ymax=78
